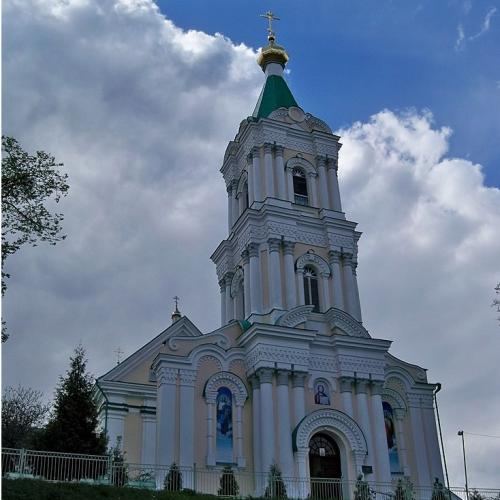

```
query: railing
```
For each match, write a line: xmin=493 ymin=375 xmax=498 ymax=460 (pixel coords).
xmin=2 ymin=448 xmax=499 ymax=500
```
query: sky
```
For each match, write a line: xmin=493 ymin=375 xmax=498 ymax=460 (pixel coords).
xmin=2 ymin=0 xmax=500 ymax=488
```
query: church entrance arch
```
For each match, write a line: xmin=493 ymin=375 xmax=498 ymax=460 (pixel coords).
xmin=309 ymin=433 xmax=342 ymax=500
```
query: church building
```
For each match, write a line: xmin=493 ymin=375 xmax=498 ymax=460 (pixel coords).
xmin=96 ymin=18 xmax=444 ymax=493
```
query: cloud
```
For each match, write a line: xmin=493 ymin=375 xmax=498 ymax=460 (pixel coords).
xmin=3 ymin=0 xmax=500 ymax=488
xmin=337 ymin=110 xmax=500 ymax=487
xmin=455 ymin=7 xmax=497 ymax=50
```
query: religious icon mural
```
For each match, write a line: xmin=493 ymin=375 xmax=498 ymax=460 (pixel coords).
xmin=216 ymin=387 xmax=233 ymax=463
xmin=383 ymin=401 xmax=401 ymax=473
xmin=314 ymin=381 xmax=330 ymax=405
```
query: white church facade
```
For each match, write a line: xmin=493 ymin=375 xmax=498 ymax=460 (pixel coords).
xmin=96 ymin=24 xmax=444 ymax=493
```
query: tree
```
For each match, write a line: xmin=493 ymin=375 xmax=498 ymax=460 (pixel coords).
xmin=218 ymin=465 xmax=239 ymax=496
xmin=110 ymin=436 xmax=128 ymax=486
xmin=264 ymin=464 xmax=287 ymax=500
xmin=164 ymin=462 xmax=183 ymax=492
xmin=431 ymin=478 xmax=447 ymax=500
xmin=37 ymin=345 xmax=107 ymax=455
xmin=1 ymin=385 xmax=50 ymax=448
xmin=469 ymin=490 xmax=485 ymax=500
xmin=1 ymin=135 xmax=69 ymax=341
xmin=353 ymin=475 xmax=372 ymax=500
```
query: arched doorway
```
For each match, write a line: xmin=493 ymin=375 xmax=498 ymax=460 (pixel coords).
xmin=309 ymin=433 xmax=342 ymax=499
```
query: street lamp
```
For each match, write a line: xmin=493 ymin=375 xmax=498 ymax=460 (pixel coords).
xmin=458 ymin=430 xmax=469 ymax=500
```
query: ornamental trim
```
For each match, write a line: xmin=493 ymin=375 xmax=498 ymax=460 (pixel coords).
xmin=296 ymin=253 xmax=331 ymax=277
xmin=276 ymin=305 xmax=315 ymax=327
xmin=293 ymin=408 xmax=367 ymax=454
xmin=204 ymin=371 xmax=248 ymax=406
xmin=325 ymin=308 xmax=370 ymax=338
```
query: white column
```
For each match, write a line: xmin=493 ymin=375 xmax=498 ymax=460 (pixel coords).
xmin=394 ymin=409 xmax=410 ymax=476
xmin=342 ymin=253 xmax=357 ymax=319
xmin=232 ymin=180 xmax=239 ymax=222
xmin=248 ymin=243 xmax=262 ymax=314
xmin=250 ymin=376 xmax=262 ymax=478
xmin=292 ymin=373 xmax=307 ymax=426
xmin=327 ymin=158 xmax=343 ymax=212
xmin=268 ymin=238 xmax=283 ymax=310
xmin=242 ymin=250 xmax=251 ymax=318
xmin=316 ymin=155 xmax=330 ymax=209
xmin=320 ymin=273 xmax=331 ymax=311
xmin=264 ymin=143 xmax=275 ymax=199
xmin=156 ymin=367 xmax=178 ymax=467
xmin=296 ymin=269 xmax=305 ymax=306
xmin=219 ymin=279 xmax=226 ymax=327
xmin=227 ymin=184 xmax=233 ymax=232
xmin=247 ymin=154 xmax=255 ymax=206
xmin=339 ymin=377 xmax=354 ymax=417
xmin=225 ymin=272 xmax=234 ymax=323
xmin=179 ymin=369 xmax=196 ymax=472
xmin=252 ymin=147 xmax=262 ymax=202
xmin=235 ymin=404 xmax=245 ymax=467
xmin=275 ymin=145 xmax=286 ymax=200
xmin=259 ymin=368 xmax=276 ymax=473
xmin=107 ymin=410 xmax=126 ymax=450
xmin=141 ymin=413 xmax=157 ymax=465
xmin=328 ymin=250 xmax=345 ymax=310
xmin=277 ymin=370 xmax=294 ymax=479
xmin=352 ymin=262 xmax=363 ymax=322
xmin=422 ymin=399 xmax=445 ymax=482
xmin=409 ymin=396 xmax=432 ymax=487
xmin=370 ymin=382 xmax=392 ymax=484
xmin=307 ymin=172 xmax=318 ymax=207
xmin=286 ymin=167 xmax=295 ymax=202
xmin=355 ymin=380 xmax=375 ymax=483
xmin=206 ymin=398 xmax=216 ymax=466
xmin=283 ymin=241 xmax=297 ymax=309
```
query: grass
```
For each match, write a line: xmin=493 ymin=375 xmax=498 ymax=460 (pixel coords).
xmin=2 ymin=479 xmax=220 ymax=500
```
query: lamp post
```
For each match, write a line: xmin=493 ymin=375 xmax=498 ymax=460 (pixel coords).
xmin=458 ymin=430 xmax=469 ymax=500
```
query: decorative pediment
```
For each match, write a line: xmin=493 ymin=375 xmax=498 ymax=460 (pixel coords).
xmin=99 ymin=316 xmax=202 ymax=382
xmin=276 ymin=305 xmax=314 ymax=327
xmin=325 ymin=308 xmax=370 ymax=338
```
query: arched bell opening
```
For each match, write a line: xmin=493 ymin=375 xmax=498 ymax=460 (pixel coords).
xmin=309 ymin=432 xmax=342 ymax=500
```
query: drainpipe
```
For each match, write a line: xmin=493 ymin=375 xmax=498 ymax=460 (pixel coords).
xmin=433 ymin=383 xmax=451 ymax=498
xmin=95 ymin=380 xmax=109 ymax=444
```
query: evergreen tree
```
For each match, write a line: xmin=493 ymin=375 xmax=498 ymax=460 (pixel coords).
xmin=37 ymin=345 xmax=107 ymax=455
xmin=110 ymin=436 xmax=128 ymax=486
xmin=353 ymin=475 xmax=372 ymax=500
xmin=164 ymin=462 xmax=183 ymax=492
xmin=264 ymin=464 xmax=287 ymax=500
xmin=431 ymin=478 xmax=447 ymax=500
xmin=394 ymin=478 xmax=414 ymax=500
xmin=218 ymin=465 xmax=239 ymax=496
xmin=469 ymin=490 xmax=485 ymax=500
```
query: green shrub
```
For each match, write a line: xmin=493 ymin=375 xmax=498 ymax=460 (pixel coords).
xmin=218 ymin=465 xmax=239 ymax=496
xmin=264 ymin=464 xmax=287 ymax=500
xmin=353 ymin=475 xmax=372 ymax=500
xmin=164 ymin=462 xmax=183 ymax=492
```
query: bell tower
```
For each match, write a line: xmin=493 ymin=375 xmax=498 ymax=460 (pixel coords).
xmin=211 ymin=18 xmax=363 ymax=328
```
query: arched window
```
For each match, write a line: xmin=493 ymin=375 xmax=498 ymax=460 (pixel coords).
xmin=216 ymin=387 xmax=233 ymax=463
xmin=293 ymin=168 xmax=309 ymax=206
xmin=383 ymin=402 xmax=401 ymax=473
xmin=303 ymin=266 xmax=320 ymax=312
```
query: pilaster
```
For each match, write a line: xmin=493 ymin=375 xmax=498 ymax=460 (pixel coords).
xmin=283 ymin=241 xmax=297 ymax=309
xmin=268 ymin=238 xmax=283 ymax=309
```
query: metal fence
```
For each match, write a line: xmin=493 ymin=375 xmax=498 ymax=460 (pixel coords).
xmin=2 ymin=448 xmax=499 ymax=500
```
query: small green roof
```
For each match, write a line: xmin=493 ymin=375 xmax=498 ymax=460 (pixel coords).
xmin=252 ymin=74 xmax=298 ymax=119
